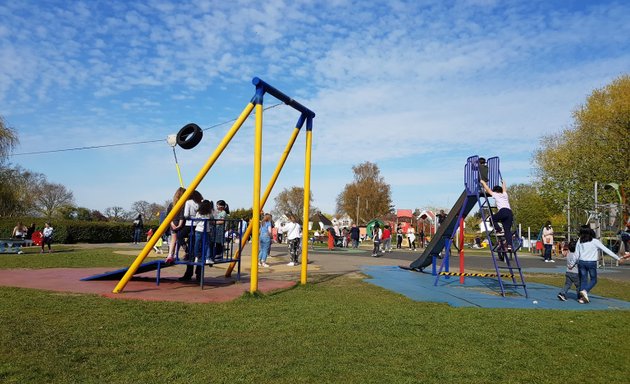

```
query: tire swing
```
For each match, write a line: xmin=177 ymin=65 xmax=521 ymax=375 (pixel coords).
xmin=176 ymin=123 xmax=203 ymax=149
xmin=167 ymin=123 xmax=204 ymax=187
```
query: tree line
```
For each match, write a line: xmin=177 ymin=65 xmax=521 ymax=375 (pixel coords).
xmin=2 ymin=75 xmax=628 ymax=234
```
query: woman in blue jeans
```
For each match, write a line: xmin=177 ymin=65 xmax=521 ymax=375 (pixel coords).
xmin=258 ymin=213 xmax=272 ymax=268
xmin=575 ymin=226 xmax=621 ymax=304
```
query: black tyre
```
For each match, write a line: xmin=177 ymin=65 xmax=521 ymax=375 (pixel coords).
xmin=176 ymin=123 xmax=203 ymax=149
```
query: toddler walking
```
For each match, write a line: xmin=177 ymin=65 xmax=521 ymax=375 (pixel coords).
xmin=557 ymin=240 xmax=579 ymax=301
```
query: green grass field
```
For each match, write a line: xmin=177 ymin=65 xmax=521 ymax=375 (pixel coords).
xmin=1 ymin=247 xmax=628 ymax=383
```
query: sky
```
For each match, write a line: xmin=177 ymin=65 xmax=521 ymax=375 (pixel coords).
xmin=2 ymin=0 xmax=629 ymax=216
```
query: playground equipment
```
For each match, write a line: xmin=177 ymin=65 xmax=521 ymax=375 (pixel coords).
xmin=404 ymin=156 xmax=528 ymax=298
xmin=83 ymin=218 xmax=245 ymax=287
xmin=111 ymin=77 xmax=315 ymax=294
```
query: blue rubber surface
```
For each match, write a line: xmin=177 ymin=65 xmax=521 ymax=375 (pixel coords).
xmin=362 ymin=265 xmax=630 ymax=310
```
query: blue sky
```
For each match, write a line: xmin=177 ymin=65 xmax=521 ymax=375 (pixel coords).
xmin=2 ymin=0 xmax=629 ymax=215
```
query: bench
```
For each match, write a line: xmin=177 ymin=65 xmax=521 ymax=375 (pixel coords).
xmin=0 ymin=239 xmax=33 ymax=254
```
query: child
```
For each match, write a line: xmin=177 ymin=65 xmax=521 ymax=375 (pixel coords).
xmin=557 ymin=240 xmax=579 ymax=301
xmin=153 ymin=236 xmax=164 ymax=254
xmin=195 ymin=200 xmax=214 ymax=265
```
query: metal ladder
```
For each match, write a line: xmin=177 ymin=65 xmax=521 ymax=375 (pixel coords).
xmin=475 ymin=156 xmax=528 ymax=297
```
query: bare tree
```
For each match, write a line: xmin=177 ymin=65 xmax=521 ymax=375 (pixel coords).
xmin=104 ymin=206 xmax=127 ymax=221
xmin=34 ymin=182 xmax=75 ymax=218
xmin=272 ymin=186 xmax=317 ymax=220
xmin=130 ymin=200 xmax=155 ymax=222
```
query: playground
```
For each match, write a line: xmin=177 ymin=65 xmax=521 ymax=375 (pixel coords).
xmin=1 ymin=79 xmax=628 ymax=383
xmin=1 ymin=243 xmax=629 ymax=383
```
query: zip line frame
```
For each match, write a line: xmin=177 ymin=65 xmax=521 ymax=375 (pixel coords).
xmin=112 ymin=77 xmax=315 ymax=294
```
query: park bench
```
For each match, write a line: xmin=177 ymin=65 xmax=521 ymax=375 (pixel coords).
xmin=0 ymin=239 xmax=33 ymax=254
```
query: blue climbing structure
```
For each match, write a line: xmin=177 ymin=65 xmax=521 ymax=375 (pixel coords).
xmin=407 ymin=155 xmax=528 ymax=298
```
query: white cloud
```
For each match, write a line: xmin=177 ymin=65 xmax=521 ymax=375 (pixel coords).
xmin=2 ymin=0 xmax=628 ymax=213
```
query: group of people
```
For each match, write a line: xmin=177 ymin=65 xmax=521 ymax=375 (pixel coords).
xmin=11 ymin=221 xmax=54 ymax=253
xmin=162 ymin=187 xmax=233 ymax=282
xmin=258 ymin=214 xmax=302 ymax=267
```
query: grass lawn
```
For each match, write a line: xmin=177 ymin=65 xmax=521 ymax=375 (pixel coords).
xmin=1 ymin=247 xmax=629 ymax=383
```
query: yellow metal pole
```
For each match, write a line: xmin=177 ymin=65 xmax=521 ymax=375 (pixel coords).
xmin=301 ymin=123 xmax=313 ymax=285
xmin=225 ymin=126 xmax=302 ymax=277
xmin=250 ymin=103 xmax=264 ymax=293
xmin=112 ymin=103 xmax=255 ymax=293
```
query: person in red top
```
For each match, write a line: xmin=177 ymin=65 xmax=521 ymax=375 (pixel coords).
xmin=382 ymin=225 xmax=392 ymax=253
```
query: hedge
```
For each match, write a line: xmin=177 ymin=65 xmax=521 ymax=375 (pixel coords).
xmin=0 ymin=217 xmax=160 ymax=244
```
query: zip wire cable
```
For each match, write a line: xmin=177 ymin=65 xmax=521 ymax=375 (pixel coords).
xmin=10 ymin=102 xmax=284 ymax=157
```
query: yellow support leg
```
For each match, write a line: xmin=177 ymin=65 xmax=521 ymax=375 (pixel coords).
xmin=225 ymin=126 xmax=302 ymax=277
xmin=301 ymin=126 xmax=313 ymax=285
xmin=250 ymin=103 xmax=263 ymax=293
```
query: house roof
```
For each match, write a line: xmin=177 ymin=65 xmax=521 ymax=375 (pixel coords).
xmin=312 ymin=212 xmax=333 ymax=226
xmin=397 ymin=209 xmax=413 ymax=218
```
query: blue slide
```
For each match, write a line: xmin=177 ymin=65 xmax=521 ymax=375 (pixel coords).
xmin=407 ymin=190 xmax=478 ymax=271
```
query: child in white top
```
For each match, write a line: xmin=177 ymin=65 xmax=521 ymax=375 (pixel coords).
xmin=481 ymin=179 xmax=514 ymax=251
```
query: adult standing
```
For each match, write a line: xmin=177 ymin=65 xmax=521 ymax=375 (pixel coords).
xmin=26 ymin=223 xmax=36 ymax=242
xmin=575 ymin=225 xmax=622 ymax=304
xmin=281 ymin=215 xmax=301 ymax=266
xmin=41 ymin=222 xmax=53 ymax=253
xmin=258 ymin=213 xmax=272 ymax=267
xmin=542 ymin=221 xmax=555 ymax=263
xmin=327 ymin=227 xmax=335 ymax=250
xmin=132 ymin=214 xmax=143 ymax=244
xmin=350 ymin=224 xmax=360 ymax=248
xmin=480 ymin=179 xmax=514 ymax=251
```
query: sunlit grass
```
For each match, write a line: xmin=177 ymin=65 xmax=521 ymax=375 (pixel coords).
xmin=0 ymin=247 xmax=628 ymax=383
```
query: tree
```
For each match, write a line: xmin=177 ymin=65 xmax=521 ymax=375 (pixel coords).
xmin=272 ymin=186 xmax=316 ymax=219
xmin=336 ymin=161 xmax=393 ymax=224
xmin=91 ymin=210 xmax=108 ymax=221
xmin=230 ymin=207 xmax=253 ymax=221
xmin=0 ymin=115 xmax=18 ymax=164
xmin=130 ymin=200 xmax=159 ymax=223
xmin=0 ymin=166 xmax=45 ymax=217
xmin=534 ymin=74 xmax=630 ymax=218
xmin=508 ymin=183 xmax=555 ymax=234
xmin=34 ymin=181 xmax=75 ymax=218
xmin=104 ymin=206 xmax=127 ymax=221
